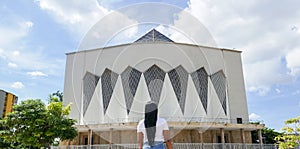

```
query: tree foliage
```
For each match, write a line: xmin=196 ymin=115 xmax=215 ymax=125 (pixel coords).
xmin=252 ymin=127 xmax=282 ymax=144
xmin=0 ymin=99 xmax=77 ymax=148
xmin=0 ymin=118 xmax=10 ymax=148
xmin=275 ymin=116 xmax=300 ymax=149
xmin=49 ymin=90 xmax=64 ymax=102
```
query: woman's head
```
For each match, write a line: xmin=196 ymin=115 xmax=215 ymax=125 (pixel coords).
xmin=144 ymin=101 xmax=158 ymax=146
xmin=145 ymin=101 xmax=158 ymax=115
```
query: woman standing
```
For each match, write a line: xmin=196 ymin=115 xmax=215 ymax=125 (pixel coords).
xmin=137 ymin=101 xmax=172 ymax=149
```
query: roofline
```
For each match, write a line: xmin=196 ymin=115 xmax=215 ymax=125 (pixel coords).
xmin=0 ymin=89 xmax=17 ymax=97
xmin=66 ymin=42 xmax=242 ymax=55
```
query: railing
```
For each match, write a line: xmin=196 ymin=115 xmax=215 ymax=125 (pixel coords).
xmin=51 ymin=143 xmax=281 ymax=149
xmin=84 ymin=117 xmax=264 ymax=125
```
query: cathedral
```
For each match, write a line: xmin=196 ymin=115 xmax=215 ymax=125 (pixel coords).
xmin=63 ymin=29 xmax=263 ymax=145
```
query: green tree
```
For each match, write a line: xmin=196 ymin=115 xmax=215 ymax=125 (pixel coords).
xmin=0 ymin=99 xmax=77 ymax=148
xmin=252 ymin=127 xmax=282 ymax=144
xmin=0 ymin=118 xmax=10 ymax=148
xmin=49 ymin=90 xmax=63 ymax=102
xmin=275 ymin=116 xmax=300 ymax=149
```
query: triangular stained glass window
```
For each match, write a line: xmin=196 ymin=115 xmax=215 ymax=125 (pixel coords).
xmin=191 ymin=67 xmax=208 ymax=113
xmin=121 ymin=66 xmax=142 ymax=114
xmin=83 ymin=72 xmax=100 ymax=116
xmin=144 ymin=65 xmax=166 ymax=103
xmin=168 ymin=66 xmax=188 ymax=114
xmin=210 ymin=70 xmax=227 ymax=115
xmin=101 ymin=69 xmax=118 ymax=114
xmin=135 ymin=29 xmax=173 ymax=43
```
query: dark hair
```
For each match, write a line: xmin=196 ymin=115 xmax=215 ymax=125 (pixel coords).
xmin=144 ymin=101 xmax=158 ymax=146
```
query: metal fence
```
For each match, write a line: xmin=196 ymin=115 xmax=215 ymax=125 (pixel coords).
xmin=51 ymin=143 xmax=281 ymax=149
xmin=85 ymin=117 xmax=264 ymax=125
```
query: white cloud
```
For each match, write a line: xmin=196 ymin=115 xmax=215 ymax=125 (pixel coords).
xmin=0 ymin=27 xmax=25 ymax=47
xmin=249 ymin=113 xmax=261 ymax=120
xmin=0 ymin=4 xmax=63 ymax=96
xmin=76 ymin=10 xmax=139 ymax=49
xmin=0 ymin=48 xmax=5 ymax=59
xmin=8 ymin=62 xmax=18 ymax=68
xmin=35 ymin=0 xmax=110 ymax=36
xmin=244 ymin=57 xmax=293 ymax=95
xmin=0 ymin=7 xmax=33 ymax=49
xmin=0 ymin=8 xmax=34 ymax=60
xmin=156 ymin=24 xmax=194 ymax=44
xmin=11 ymin=82 xmax=25 ymax=89
xmin=154 ymin=9 xmax=216 ymax=46
xmin=12 ymin=50 xmax=20 ymax=57
xmin=0 ymin=50 xmax=56 ymax=71
xmin=182 ymin=0 xmax=300 ymax=95
xmin=248 ymin=86 xmax=270 ymax=96
xmin=286 ymin=49 xmax=300 ymax=76
xmin=0 ymin=11 xmax=36 ymax=71
xmin=275 ymin=88 xmax=281 ymax=94
xmin=34 ymin=0 xmax=142 ymax=48
xmin=292 ymin=90 xmax=300 ymax=95
xmin=27 ymin=71 xmax=48 ymax=77
xmin=24 ymin=21 xmax=34 ymax=28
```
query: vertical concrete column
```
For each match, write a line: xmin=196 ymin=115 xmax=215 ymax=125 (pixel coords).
xmin=198 ymin=129 xmax=204 ymax=149
xmin=98 ymin=132 xmax=101 ymax=144
xmin=198 ymin=129 xmax=204 ymax=143
xmin=87 ymin=129 xmax=92 ymax=149
xmin=220 ymin=128 xmax=225 ymax=143
xmin=78 ymin=133 xmax=80 ymax=145
xmin=212 ymin=130 xmax=217 ymax=143
xmin=76 ymin=133 xmax=80 ymax=145
xmin=109 ymin=128 xmax=113 ymax=148
xmin=90 ymin=129 xmax=93 ymax=145
xmin=66 ymin=140 xmax=69 ymax=149
xmin=258 ymin=129 xmax=263 ymax=144
xmin=240 ymin=129 xmax=245 ymax=144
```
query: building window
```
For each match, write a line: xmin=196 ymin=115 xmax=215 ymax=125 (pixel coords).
xmin=191 ymin=67 xmax=208 ymax=113
xmin=121 ymin=66 xmax=142 ymax=114
xmin=101 ymin=69 xmax=118 ymax=114
xmin=144 ymin=65 xmax=166 ymax=103
xmin=210 ymin=70 xmax=227 ymax=115
xmin=168 ymin=65 xmax=188 ymax=114
xmin=83 ymin=72 xmax=100 ymax=115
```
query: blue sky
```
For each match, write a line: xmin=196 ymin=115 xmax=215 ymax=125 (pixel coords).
xmin=0 ymin=0 xmax=299 ymax=131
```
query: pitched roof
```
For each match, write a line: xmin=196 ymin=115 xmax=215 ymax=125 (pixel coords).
xmin=134 ymin=29 xmax=173 ymax=43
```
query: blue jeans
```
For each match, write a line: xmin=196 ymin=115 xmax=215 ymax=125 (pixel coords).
xmin=143 ymin=142 xmax=165 ymax=149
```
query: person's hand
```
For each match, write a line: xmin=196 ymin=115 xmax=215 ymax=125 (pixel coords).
xmin=165 ymin=140 xmax=172 ymax=149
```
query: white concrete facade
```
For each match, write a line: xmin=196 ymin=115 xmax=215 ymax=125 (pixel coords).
xmin=63 ymin=41 xmax=249 ymax=126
